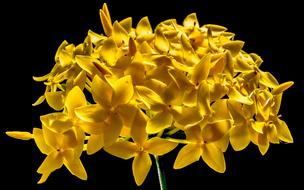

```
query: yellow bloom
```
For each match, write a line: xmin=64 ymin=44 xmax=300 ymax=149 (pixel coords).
xmin=33 ymin=126 xmax=86 ymax=183
xmin=40 ymin=86 xmax=87 ymax=134
xmin=104 ymin=110 xmax=177 ymax=186
xmin=6 ymin=126 xmax=86 ymax=183
xmin=75 ymin=74 xmax=134 ymax=153
xmin=173 ymin=122 xmax=231 ymax=173
xmin=32 ymin=40 xmax=88 ymax=110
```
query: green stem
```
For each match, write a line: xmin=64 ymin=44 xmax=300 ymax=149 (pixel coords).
xmin=154 ymin=155 xmax=167 ymax=190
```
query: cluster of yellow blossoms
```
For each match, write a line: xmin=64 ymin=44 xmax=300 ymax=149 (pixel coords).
xmin=7 ymin=3 xmax=294 ymax=186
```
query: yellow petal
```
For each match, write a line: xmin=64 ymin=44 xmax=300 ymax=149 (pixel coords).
xmin=168 ymin=69 xmax=193 ymax=91
xmin=42 ymin=126 xmax=62 ymax=149
xmin=209 ymin=83 xmax=227 ymax=102
xmin=211 ymin=99 xmax=231 ymax=121
xmin=202 ymin=120 xmax=231 ymax=142
xmin=228 ymin=86 xmax=253 ymax=105
xmin=73 ymin=70 xmax=87 ymax=90
xmin=191 ymin=54 xmax=210 ymax=85
xmin=33 ymin=128 xmax=53 ymax=154
xmin=276 ymin=119 xmax=293 ymax=143
xmin=197 ymin=80 xmax=213 ymax=115
xmin=272 ymin=81 xmax=294 ymax=95
xmin=116 ymin=104 xmax=138 ymax=128
xmin=37 ymin=172 xmax=50 ymax=184
xmin=120 ymin=126 xmax=131 ymax=137
xmin=111 ymin=75 xmax=134 ymax=107
xmin=223 ymin=51 xmax=234 ymax=77
xmin=273 ymin=93 xmax=282 ymax=114
xmin=102 ymin=3 xmax=111 ymax=23
xmin=250 ymin=53 xmax=263 ymax=67
xmin=214 ymin=134 xmax=229 ymax=152
xmin=75 ymin=55 xmax=100 ymax=76
xmin=6 ymin=131 xmax=33 ymax=140
xmin=257 ymin=134 xmax=269 ymax=155
xmin=132 ymin=152 xmax=152 ymax=186
xmin=62 ymin=129 xmax=78 ymax=149
xmin=183 ymin=89 xmax=197 ymax=107
xmin=171 ymin=59 xmax=192 ymax=73
xmin=207 ymin=28 xmax=219 ymax=52
xmin=100 ymin=8 xmax=112 ymax=36
xmin=88 ymin=30 xmax=106 ymax=45
xmin=173 ymin=107 xmax=203 ymax=128
xmin=202 ymin=143 xmax=226 ymax=173
xmin=204 ymin=24 xmax=227 ymax=33
xmin=136 ymin=16 xmax=152 ymax=36
xmin=128 ymin=37 xmax=137 ymax=56
xmin=147 ymin=64 xmax=171 ymax=84
xmin=33 ymin=73 xmax=50 ymax=82
xmin=119 ymin=17 xmax=132 ymax=33
xmin=249 ymin=126 xmax=259 ymax=145
xmin=173 ymin=144 xmax=201 ymax=169
xmin=100 ymin=37 xmax=118 ymax=66
xmin=222 ymin=40 xmax=244 ymax=57
xmin=92 ymin=75 xmax=113 ymax=107
xmin=136 ymin=86 xmax=164 ymax=109
xmin=131 ymin=109 xmax=148 ymax=146
xmin=62 ymin=149 xmax=87 ymax=180
xmin=252 ymin=121 xmax=265 ymax=134
xmin=58 ymin=48 xmax=73 ymax=67
xmin=146 ymin=111 xmax=173 ymax=134
xmin=183 ymin=13 xmax=199 ymax=28
xmin=227 ymin=100 xmax=246 ymax=124
xmin=55 ymin=40 xmax=69 ymax=61
xmin=75 ymin=104 xmax=108 ymax=123
xmin=155 ymin=28 xmax=170 ymax=53
xmin=112 ymin=21 xmax=129 ymax=46
xmin=79 ymin=121 xmax=106 ymax=135
xmin=87 ymin=134 xmax=104 ymax=155
xmin=267 ymin=124 xmax=279 ymax=144
xmin=145 ymin=137 xmax=178 ymax=155
xmin=103 ymin=113 xmax=123 ymax=147
xmin=184 ymin=125 xmax=203 ymax=143
xmin=235 ymin=56 xmax=253 ymax=72
xmin=45 ymin=91 xmax=65 ymax=111
xmin=65 ymin=86 xmax=87 ymax=116
xmin=74 ymin=129 xmax=85 ymax=158
xmin=40 ymin=113 xmax=73 ymax=133
xmin=37 ymin=151 xmax=63 ymax=174
xmin=259 ymin=71 xmax=279 ymax=88
xmin=162 ymin=82 xmax=183 ymax=105
xmin=143 ymin=79 xmax=167 ymax=95
xmin=32 ymin=95 xmax=45 ymax=106
xmin=139 ymin=41 xmax=154 ymax=54
xmin=104 ymin=140 xmax=137 ymax=159
xmin=230 ymin=125 xmax=250 ymax=151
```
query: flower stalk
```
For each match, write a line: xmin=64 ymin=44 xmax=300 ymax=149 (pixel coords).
xmin=154 ymin=155 xmax=167 ymax=190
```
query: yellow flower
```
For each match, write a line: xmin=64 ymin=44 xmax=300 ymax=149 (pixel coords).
xmin=75 ymin=74 xmax=134 ymax=153
xmin=173 ymin=121 xmax=231 ymax=173
xmin=6 ymin=126 xmax=86 ymax=183
xmin=40 ymin=86 xmax=87 ymax=134
xmin=33 ymin=126 xmax=86 ymax=183
xmin=250 ymin=88 xmax=294 ymax=155
xmin=104 ymin=110 xmax=178 ymax=186
xmin=32 ymin=40 xmax=88 ymax=110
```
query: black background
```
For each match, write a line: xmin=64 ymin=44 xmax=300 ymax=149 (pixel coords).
xmin=2 ymin=0 xmax=303 ymax=189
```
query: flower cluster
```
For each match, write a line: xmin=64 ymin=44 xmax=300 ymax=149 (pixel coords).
xmin=6 ymin=3 xmax=294 ymax=186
